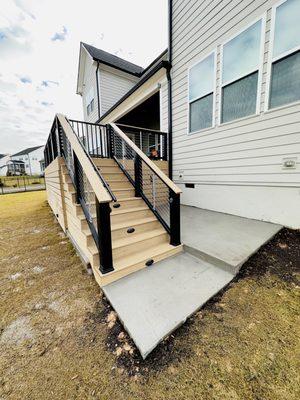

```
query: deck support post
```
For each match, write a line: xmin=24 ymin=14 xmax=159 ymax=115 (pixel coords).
xmin=169 ymin=191 xmax=181 ymax=246
xmin=96 ymin=200 xmax=114 ymax=274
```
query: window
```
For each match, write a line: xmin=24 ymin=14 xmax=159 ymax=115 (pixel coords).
xmin=221 ymin=20 xmax=263 ymax=123
xmin=86 ymin=88 xmax=94 ymax=116
xmin=269 ymin=0 xmax=300 ymax=109
xmin=188 ymin=52 xmax=215 ymax=133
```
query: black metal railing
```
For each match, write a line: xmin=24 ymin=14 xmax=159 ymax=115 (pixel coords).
xmin=44 ymin=115 xmax=115 ymax=274
xmin=115 ymin=123 xmax=168 ymax=161
xmin=69 ymin=119 xmax=109 ymax=158
xmin=109 ymin=124 xmax=180 ymax=246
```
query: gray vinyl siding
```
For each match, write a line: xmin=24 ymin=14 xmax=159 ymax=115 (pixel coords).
xmin=99 ymin=69 xmax=139 ymax=115
xmin=82 ymin=53 xmax=99 ymax=123
xmin=160 ymin=78 xmax=169 ymax=131
xmin=171 ymin=0 xmax=300 ymax=187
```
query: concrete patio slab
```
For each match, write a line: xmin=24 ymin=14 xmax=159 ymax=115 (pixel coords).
xmin=104 ymin=207 xmax=282 ymax=358
xmin=181 ymin=206 xmax=282 ymax=271
xmin=103 ymin=252 xmax=233 ymax=359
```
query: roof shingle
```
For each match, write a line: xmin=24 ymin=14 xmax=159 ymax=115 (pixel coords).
xmin=82 ymin=43 xmax=144 ymax=76
xmin=12 ymin=146 xmax=43 ymax=157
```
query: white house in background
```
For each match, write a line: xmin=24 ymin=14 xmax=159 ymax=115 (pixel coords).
xmin=11 ymin=146 xmax=45 ymax=175
xmin=0 ymin=154 xmax=10 ymax=176
xmin=76 ymin=0 xmax=300 ymax=229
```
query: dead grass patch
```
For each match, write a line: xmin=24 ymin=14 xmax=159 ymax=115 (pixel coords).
xmin=0 ymin=191 xmax=299 ymax=400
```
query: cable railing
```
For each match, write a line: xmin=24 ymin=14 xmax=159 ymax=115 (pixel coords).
xmin=69 ymin=119 xmax=110 ymax=158
xmin=115 ymin=123 xmax=168 ymax=161
xmin=109 ymin=123 xmax=181 ymax=246
xmin=44 ymin=114 xmax=115 ymax=274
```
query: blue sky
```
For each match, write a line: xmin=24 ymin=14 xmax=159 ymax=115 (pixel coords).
xmin=0 ymin=0 xmax=167 ymax=154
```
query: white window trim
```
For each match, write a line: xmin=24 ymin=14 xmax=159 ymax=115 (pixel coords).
xmin=187 ymin=50 xmax=217 ymax=135
xmin=219 ymin=15 xmax=266 ymax=125
xmin=265 ymin=0 xmax=300 ymax=112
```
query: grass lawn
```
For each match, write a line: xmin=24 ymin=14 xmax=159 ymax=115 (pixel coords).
xmin=0 ymin=191 xmax=299 ymax=399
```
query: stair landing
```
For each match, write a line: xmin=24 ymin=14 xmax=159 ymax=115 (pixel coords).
xmin=103 ymin=207 xmax=282 ymax=359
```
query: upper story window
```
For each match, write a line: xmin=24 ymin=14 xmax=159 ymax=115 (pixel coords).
xmin=221 ymin=19 xmax=263 ymax=123
xmin=269 ymin=0 xmax=300 ymax=109
xmin=86 ymin=88 xmax=94 ymax=116
xmin=188 ymin=52 xmax=215 ymax=133
xmin=87 ymin=99 xmax=94 ymax=116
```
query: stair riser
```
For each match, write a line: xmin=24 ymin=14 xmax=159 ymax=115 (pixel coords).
xmin=111 ymin=198 xmax=144 ymax=211
xmin=77 ymin=199 xmax=146 ymax=217
xmin=112 ymin=220 xmax=161 ymax=241
xmin=102 ymin=173 xmax=127 ymax=181
xmin=91 ymin=246 xmax=183 ymax=286
xmin=85 ymin=220 xmax=163 ymax=246
xmin=111 ymin=209 xmax=152 ymax=224
xmin=108 ymin=181 xmax=133 ymax=190
xmin=98 ymin=166 xmax=120 ymax=173
xmin=92 ymin=158 xmax=116 ymax=167
xmin=113 ymin=190 xmax=135 ymax=199
xmin=113 ymin=233 xmax=169 ymax=260
xmin=81 ymin=210 xmax=154 ymax=229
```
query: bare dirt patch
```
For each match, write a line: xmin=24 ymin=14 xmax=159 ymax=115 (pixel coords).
xmin=0 ymin=191 xmax=299 ymax=400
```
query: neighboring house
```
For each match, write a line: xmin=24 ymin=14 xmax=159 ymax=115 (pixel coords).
xmin=11 ymin=146 xmax=45 ymax=175
xmin=0 ymin=154 xmax=11 ymax=176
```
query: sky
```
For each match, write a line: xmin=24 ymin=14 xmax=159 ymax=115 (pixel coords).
xmin=0 ymin=0 xmax=168 ymax=154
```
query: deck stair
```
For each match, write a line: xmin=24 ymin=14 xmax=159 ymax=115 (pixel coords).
xmin=61 ymin=156 xmax=182 ymax=286
xmin=45 ymin=115 xmax=182 ymax=287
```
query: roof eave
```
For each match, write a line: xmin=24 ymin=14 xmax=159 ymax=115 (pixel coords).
xmin=91 ymin=57 xmax=142 ymax=77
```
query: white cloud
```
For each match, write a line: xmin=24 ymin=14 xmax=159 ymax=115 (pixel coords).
xmin=0 ymin=0 xmax=167 ymax=154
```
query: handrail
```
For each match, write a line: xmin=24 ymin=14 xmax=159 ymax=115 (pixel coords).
xmin=110 ymin=123 xmax=182 ymax=195
xmin=57 ymin=114 xmax=113 ymax=203
xmin=66 ymin=118 xmax=116 ymax=202
xmin=69 ymin=118 xmax=106 ymax=127
xmin=45 ymin=114 xmax=115 ymax=274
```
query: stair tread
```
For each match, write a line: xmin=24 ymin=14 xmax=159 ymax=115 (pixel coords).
xmin=113 ymin=197 xmax=141 ymax=202
xmin=114 ymin=188 xmax=134 ymax=192
xmin=112 ymin=228 xmax=166 ymax=250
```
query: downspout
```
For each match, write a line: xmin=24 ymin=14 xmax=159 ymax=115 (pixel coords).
xmin=167 ymin=0 xmax=173 ymax=179
xmin=96 ymin=62 xmax=101 ymax=121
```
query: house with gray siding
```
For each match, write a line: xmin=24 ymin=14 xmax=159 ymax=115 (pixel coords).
xmin=76 ymin=0 xmax=299 ymax=229
xmin=44 ymin=0 xmax=299 ymax=356
xmin=170 ymin=0 xmax=300 ymax=229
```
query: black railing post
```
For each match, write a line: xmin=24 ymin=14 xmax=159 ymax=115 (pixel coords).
xmin=73 ymin=152 xmax=80 ymax=204
xmin=56 ymin=118 xmax=62 ymax=157
xmin=96 ymin=200 xmax=114 ymax=274
xmin=169 ymin=191 xmax=181 ymax=246
xmin=134 ymin=155 xmax=142 ymax=197
xmin=107 ymin=125 xmax=114 ymax=158
xmin=163 ymin=134 xmax=168 ymax=161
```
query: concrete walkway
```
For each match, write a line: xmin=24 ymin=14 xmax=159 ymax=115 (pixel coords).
xmin=103 ymin=206 xmax=282 ymax=358
xmin=103 ymin=252 xmax=233 ymax=359
xmin=181 ymin=206 xmax=282 ymax=272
